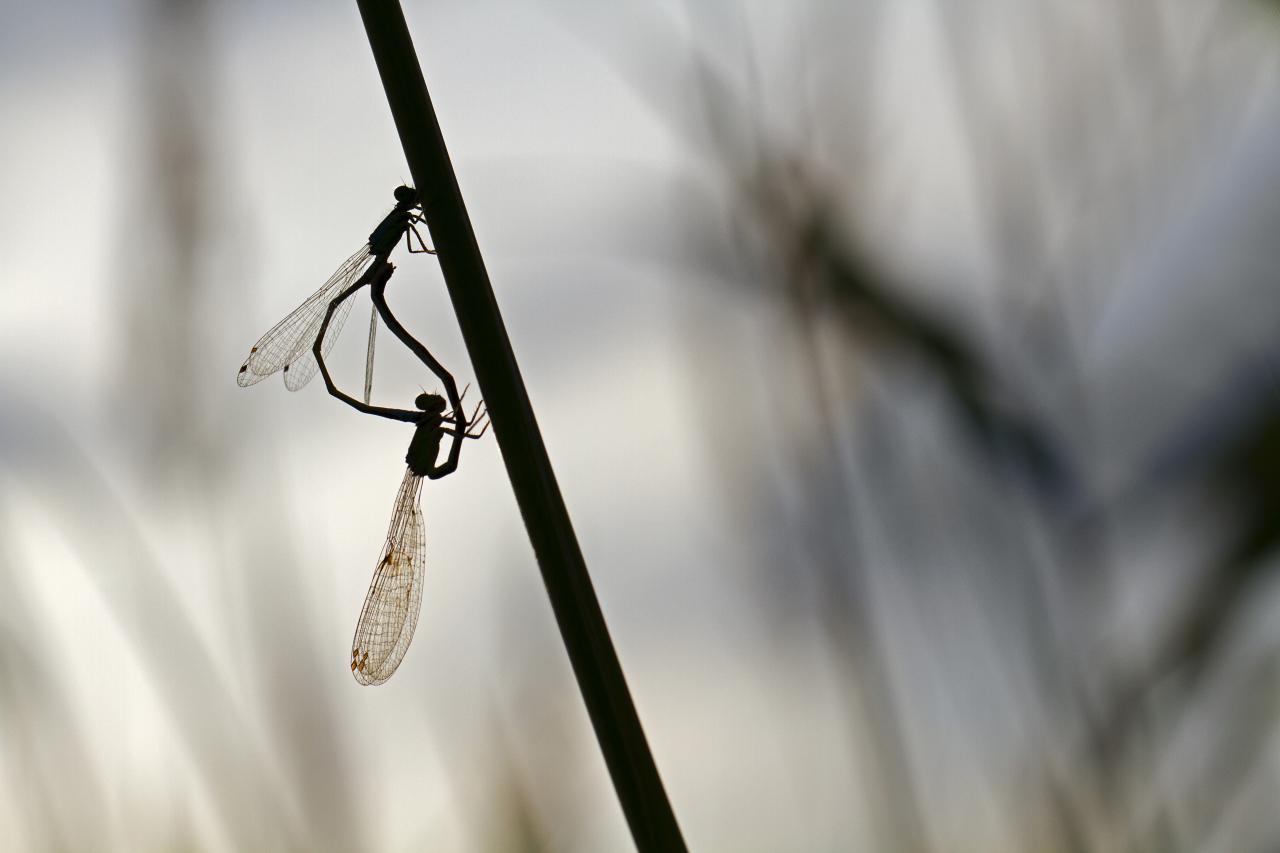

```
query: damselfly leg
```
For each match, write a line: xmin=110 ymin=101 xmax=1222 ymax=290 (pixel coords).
xmin=444 ymin=401 xmax=490 ymax=439
xmin=442 ymin=384 xmax=491 ymax=438
xmin=405 ymin=220 xmax=434 ymax=254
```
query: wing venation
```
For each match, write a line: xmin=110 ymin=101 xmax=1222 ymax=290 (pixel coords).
xmin=351 ymin=469 xmax=426 ymax=685
xmin=237 ymin=245 xmax=372 ymax=390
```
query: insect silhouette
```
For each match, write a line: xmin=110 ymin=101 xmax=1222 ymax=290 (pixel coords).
xmin=313 ymin=261 xmax=489 ymax=684
xmin=237 ymin=186 xmax=433 ymax=402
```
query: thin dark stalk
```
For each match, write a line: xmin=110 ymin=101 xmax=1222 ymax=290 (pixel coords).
xmin=353 ymin=4 xmax=687 ymax=850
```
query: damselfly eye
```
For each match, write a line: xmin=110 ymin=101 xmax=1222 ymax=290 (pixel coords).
xmin=394 ymin=185 xmax=418 ymax=205
xmin=415 ymin=392 xmax=445 ymax=413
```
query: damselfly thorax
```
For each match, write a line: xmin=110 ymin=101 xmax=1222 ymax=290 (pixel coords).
xmin=368 ymin=185 xmax=424 ymax=257
xmin=406 ymin=393 xmax=448 ymax=476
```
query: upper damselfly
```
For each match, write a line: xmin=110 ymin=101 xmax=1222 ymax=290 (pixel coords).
xmin=236 ymin=186 xmax=433 ymax=402
xmin=312 ymin=260 xmax=488 ymax=684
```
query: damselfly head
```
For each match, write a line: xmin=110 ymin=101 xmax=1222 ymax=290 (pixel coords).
xmin=394 ymin=185 xmax=419 ymax=206
xmin=414 ymin=392 xmax=446 ymax=414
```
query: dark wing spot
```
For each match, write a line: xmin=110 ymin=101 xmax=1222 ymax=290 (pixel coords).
xmin=238 ymin=364 xmax=247 ymax=374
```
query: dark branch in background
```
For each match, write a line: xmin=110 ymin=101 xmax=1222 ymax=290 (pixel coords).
xmin=794 ymin=211 xmax=1075 ymax=506
xmin=353 ymin=4 xmax=687 ymax=851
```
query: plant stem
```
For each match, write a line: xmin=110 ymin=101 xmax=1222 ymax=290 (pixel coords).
xmin=353 ymin=4 xmax=688 ymax=850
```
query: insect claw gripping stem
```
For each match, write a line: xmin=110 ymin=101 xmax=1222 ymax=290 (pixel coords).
xmin=406 ymin=222 xmax=436 ymax=254
xmin=441 ymin=402 xmax=488 ymax=440
xmin=356 ymin=3 xmax=688 ymax=850
xmin=464 ymin=401 xmax=488 ymax=437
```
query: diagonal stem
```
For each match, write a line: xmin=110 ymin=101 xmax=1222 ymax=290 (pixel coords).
xmin=353 ymin=4 xmax=688 ymax=850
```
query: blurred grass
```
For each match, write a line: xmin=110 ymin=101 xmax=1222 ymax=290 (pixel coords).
xmin=4 ymin=1 xmax=1280 ymax=850
xmin=562 ymin=2 xmax=1280 ymax=850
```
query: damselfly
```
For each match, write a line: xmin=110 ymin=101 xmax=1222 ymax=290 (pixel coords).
xmin=313 ymin=261 xmax=489 ymax=684
xmin=236 ymin=186 xmax=433 ymax=402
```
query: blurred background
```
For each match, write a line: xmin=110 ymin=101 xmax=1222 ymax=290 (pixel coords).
xmin=3 ymin=0 xmax=1280 ymax=850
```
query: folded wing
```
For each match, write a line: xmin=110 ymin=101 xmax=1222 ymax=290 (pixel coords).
xmin=237 ymin=245 xmax=372 ymax=390
xmin=351 ymin=469 xmax=426 ymax=685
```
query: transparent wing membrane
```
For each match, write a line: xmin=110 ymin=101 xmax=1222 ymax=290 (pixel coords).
xmin=237 ymin=245 xmax=373 ymax=390
xmin=364 ymin=304 xmax=378 ymax=405
xmin=351 ymin=469 xmax=426 ymax=685
xmin=280 ymin=290 xmax=355 ymax=391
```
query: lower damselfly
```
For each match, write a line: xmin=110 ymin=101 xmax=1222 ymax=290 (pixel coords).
xmin=313 ymin=261 xmax=488 ymax=684
xmin=236 ymin=186 xmax=434 ymax=403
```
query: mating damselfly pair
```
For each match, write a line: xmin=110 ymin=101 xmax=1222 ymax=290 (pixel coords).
xmin=238 ymin=188 xmax=488 ymax=685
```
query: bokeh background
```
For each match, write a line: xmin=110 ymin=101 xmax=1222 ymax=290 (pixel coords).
xmin=4 ymin=0 xmax=1280 ymax=850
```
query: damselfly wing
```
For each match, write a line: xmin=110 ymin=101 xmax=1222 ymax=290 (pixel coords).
xmin=237 ymin=245 xmax=371 ymax=392
xmin=236 ymin=186 xmax=430 ymax=400
xmin=351 ymin=469 xmax=426 ymax=685
xmin=364 ymin=301 xmax=379 ymax=406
